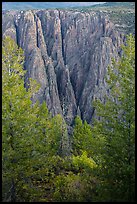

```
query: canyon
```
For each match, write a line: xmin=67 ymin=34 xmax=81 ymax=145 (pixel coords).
xmin=2 ymin=7 xmax=132 ymax=127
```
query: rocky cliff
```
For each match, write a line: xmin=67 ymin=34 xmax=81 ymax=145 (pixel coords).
xmin=2 ymin=9 xmax=125 ymax=126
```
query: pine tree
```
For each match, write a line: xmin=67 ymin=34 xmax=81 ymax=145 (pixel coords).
xmin=2 ymin=36 xmax=41 ymax=201
xmin=2 ymin=36 xmax=71 ymax=202
xmin=92 ymin=34 xmax=135 ymax=201
xmin=72 ymin=116 xmax=103 ymax=163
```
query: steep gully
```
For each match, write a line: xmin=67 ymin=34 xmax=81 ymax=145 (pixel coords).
xmin=2 ymin=9 xmax=125 ymax=130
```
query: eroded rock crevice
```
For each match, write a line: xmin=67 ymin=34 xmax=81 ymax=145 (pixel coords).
xmin=2 ymin=9 xmax=124 ymax=126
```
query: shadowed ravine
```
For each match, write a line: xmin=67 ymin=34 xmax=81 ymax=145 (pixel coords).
xmin=2 ymin=9 xmax=125 ymax=126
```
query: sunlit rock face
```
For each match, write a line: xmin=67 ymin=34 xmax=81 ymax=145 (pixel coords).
xmin=2 ymin=9 xmax=125 ymax=125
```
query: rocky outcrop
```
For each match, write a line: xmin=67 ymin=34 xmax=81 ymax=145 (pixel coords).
xmin=2 ymin=9 xmax=125 ymax=125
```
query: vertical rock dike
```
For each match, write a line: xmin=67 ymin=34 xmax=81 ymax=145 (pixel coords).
xmin=2 ymin=9 xmax=125 ymax=126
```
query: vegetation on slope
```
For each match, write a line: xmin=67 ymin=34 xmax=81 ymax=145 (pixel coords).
xmin=2 ymin=34 xmax=135 ymax=202
xmin=69 ymin=2 xmax=135 ymax=35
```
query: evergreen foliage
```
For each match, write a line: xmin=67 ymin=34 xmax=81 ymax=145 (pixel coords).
xmin=2 ymin=35 xmax=135 ymax=202
xmin=92 ymin=34 xmax=135 ymax=202
xmin=2 ymin=36 xmax=68 ymax=202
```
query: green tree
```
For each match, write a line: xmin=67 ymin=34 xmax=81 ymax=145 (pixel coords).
xmin=92 ymin=34 xmax=135 ymax=202
xmin=69 ymin=116 xmax=100 ymax=201
xmin=2 ymin=36 xmax=68 ymax=202
xmin=53 ymin=151 xmax=97 ymax=202
xmin=2 ymin=36 xmax=43 ymax=201
xmin=72 ymin=116 xmax=104 ymax=164
xmin=72 ymin=116 xmax=93 ymax=155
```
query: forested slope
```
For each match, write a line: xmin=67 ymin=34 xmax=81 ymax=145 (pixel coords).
xmin=2 ymin=33 xmax=135 ymax=203
xmin=2 ymin=2 xmax=135 ymax=202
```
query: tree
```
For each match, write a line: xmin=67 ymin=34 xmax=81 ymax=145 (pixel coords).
xmin=72 ymin=116 xmax=104 ymax=164
xmin=72 ymin=116 xmax=93 ymax=155
xmin=2 ymin=36 xmax=43 ymax=201
xmin=2 ymin=36 xmax=69 ymax=202
xmin=92 ymin=34 xmax=135 ymax=202
xmin=52 ymin=150 xmax=97 ymax=202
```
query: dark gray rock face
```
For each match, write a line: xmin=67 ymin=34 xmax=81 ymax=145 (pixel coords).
xmin=2 ymin=9 xmax=125 ymax=125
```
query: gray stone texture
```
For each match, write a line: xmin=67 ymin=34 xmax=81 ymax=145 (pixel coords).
xmin=2 ymin=9 xmax=125 ymax=125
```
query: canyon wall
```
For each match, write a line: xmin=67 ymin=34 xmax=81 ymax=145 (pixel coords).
xmin=2 ymin=9 xmax=125 ymax=126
